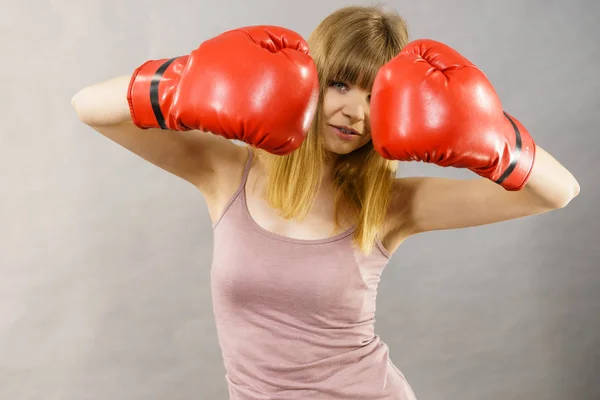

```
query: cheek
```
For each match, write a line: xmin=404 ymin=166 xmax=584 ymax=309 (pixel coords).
xmin=321 ymin=89 xmax=339 ymax=118
xmin=360 ymin=129 xmax=372 ymax=145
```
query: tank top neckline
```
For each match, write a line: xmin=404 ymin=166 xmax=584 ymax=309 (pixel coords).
xmin=232 ymin=147 xmax=357 ymax=245
xmin=213 ymin=146 xmax=391 ymax=258
xmin=240 ymin=187 xmax=357 ymax=245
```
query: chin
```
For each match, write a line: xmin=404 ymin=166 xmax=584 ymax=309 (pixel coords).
xmin=322 ymin=137 xmax=357 ymax=155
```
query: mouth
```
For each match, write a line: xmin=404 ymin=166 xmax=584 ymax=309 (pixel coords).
xmin=329 ymin=124 xmax=361 ymax=136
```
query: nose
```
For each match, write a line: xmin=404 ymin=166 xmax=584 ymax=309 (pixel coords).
xmin=342 ymin=95 xmax=369 ymax=123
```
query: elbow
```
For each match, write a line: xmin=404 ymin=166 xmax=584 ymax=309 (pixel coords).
xmin=71 ymin=89 xmax=92 ymax=125
xmin=552 ymin=180 xmax=580 ymax=209
xmin=71 ymin=75 xmax=133 ymax=126
xmin=70 ymin=87 xmax=129 ymax=127
xmin=564 ymin=180 xmax=581 ymax=207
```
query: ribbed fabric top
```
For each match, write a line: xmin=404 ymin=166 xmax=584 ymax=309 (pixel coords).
xmin=210 ymin=148 xmax=416 ymax=399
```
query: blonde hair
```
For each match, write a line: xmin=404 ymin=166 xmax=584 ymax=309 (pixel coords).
xmin=254 ymin=6 xmax=409 ymax=255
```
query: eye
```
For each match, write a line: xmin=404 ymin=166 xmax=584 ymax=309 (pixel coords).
xmin=329 ymin=81 xmax=349 ymax=92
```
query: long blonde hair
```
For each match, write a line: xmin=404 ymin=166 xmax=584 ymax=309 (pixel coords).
xmin=254 ymin=6 xmax=409 ymax=255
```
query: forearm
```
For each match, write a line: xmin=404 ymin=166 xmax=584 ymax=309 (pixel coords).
xmin=522 ymin=145 xmax=580 ymax=208
xmin=71 ymin=75 xmax=132 ymax=126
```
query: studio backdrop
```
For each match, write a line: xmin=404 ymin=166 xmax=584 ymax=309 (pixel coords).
xmin=1 ymin=0 xmax=598 ymax=399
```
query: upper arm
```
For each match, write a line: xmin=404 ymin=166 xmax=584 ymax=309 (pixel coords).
xmin=83 ymin=121 xmax=247 ymax=196
xmin=389 ymin=177 xmax=558 ymax=236
xmin=72 ymin=74 xmax=247 ymax=196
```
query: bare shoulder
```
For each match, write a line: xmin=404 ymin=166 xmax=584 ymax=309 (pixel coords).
xmin=198 ymin=137 xmax=250 ymax=193
xmin=201 ymin=141 xmax=252 ymax=223
xmin=379 ymin=178 xmax=420 ymax=255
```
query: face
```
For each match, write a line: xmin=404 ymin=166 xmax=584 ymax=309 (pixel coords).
xmin=320 ymin=81 xmax=373 ymax=156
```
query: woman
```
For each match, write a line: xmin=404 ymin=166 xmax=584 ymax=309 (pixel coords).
xmin=71 ymin=5 xmax=579 ymax=400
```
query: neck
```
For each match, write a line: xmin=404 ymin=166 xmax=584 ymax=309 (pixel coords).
xmin=321 ymin=150 xmax=341 ymax=182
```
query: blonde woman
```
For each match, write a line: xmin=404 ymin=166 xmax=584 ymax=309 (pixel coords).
xmin=71 ymin=5 xmax=579 ymax=400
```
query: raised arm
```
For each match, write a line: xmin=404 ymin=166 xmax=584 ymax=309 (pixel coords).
xmin=71 ymin=25 xmax=319 ymax=196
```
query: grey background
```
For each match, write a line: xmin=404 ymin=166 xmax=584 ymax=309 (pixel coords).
xmin=1 ymin=0 xmax=598 ymax=399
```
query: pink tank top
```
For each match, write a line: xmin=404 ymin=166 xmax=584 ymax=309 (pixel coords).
xmin=210 ymin=148 xmax=417 ymax=399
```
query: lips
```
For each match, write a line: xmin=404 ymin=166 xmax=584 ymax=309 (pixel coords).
xmin=330 ymin=124 xmax=361 ymax=136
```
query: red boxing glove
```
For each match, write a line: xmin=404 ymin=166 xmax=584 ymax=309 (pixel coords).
xmin=370 ymin=39 xmax=536 ymax=191
xmin=127 ymin=26 xmax=319 ymax=155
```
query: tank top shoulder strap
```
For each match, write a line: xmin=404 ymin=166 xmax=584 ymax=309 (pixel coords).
xmin=211 ymin=146 xmax=253 ymax=229
xmin=238 ymin=146 xmax=254 ymax=189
